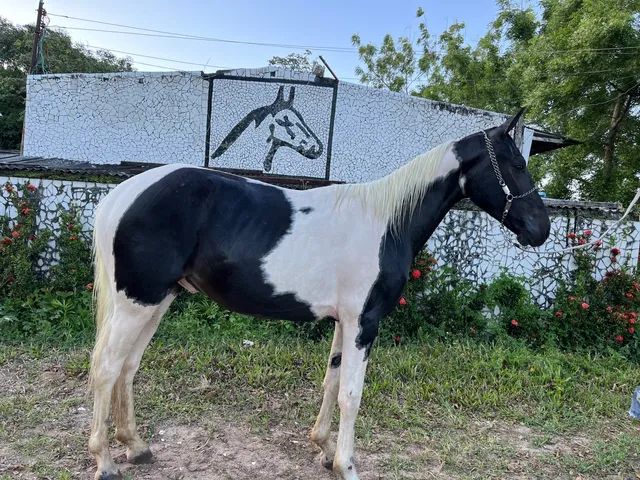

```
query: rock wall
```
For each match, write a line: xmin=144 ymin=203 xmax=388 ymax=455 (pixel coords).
xmin=23 ymin=69 xmax=507 ymax=182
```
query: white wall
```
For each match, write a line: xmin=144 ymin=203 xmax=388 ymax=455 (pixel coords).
xmin=2 ymin=174 xmax=639 ymax=306
xmin=24 ymin=71 xmax=208 ymax=165
xmin=23 ymin=69 xmax=507 ymax=182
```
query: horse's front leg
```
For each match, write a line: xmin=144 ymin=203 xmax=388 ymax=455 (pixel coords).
xmin=333 ymin=314 xmax=379 ymax=480
xmin=310 ymin=321 xmax=343 ymax=468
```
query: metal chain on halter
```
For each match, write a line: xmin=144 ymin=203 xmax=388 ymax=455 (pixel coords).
xmin=482 ymin=130 xmax=640 ymax=257
xmin=483 ymin=130 xmax=537 ymax=228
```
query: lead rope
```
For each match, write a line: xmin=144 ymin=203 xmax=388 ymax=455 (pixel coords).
xmin=483 ymin=130 xmax=640 ymax=257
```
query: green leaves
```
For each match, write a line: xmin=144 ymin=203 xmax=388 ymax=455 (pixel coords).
xmin=352 ymin=2 xmax=640 ymax=203
xmin=0 ymin=17 xmax=133 ymax=149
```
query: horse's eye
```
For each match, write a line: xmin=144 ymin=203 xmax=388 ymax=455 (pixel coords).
xmin=514 ymin=163 xmax=525 ymax=170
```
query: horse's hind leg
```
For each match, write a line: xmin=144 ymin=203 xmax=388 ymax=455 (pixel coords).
xmin=89 ymin=298 xmax=159 ymax=480
xmin=112 ymin=293 xmax=175 ymax=464
xmin=310 ymin=321 xmax=343 ymax=469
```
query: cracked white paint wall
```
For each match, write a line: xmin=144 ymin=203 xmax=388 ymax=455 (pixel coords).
xmin=23 ymin=69 xmax=507 ymax=182
xmin=24 ymin=71 xmax=208 ymax=165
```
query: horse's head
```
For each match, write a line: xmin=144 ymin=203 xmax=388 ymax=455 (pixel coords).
xmin=266 ymin=86 xmax=323 ymax=160
xmin=455 ymin=109 xmax=550 ymax=247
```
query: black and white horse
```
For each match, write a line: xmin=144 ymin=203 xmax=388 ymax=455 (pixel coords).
xmin=88 ymin=109 xmax=550 ymax=480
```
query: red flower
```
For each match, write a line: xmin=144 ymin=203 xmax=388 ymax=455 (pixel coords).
xmin=610 ymin=256 xmax=617 ymax=263
xmin=611 ymin=247 xmax=621 ymax=256
xmin=410 ymin=269 xmax=422 ymax=280
xmin=626 ymin=292 xmax=634 ymax=299
xmin=567 ymin=232 xmax=577 ymax=240
xmin=629 ymin=327 xmax=635 ymax=335
xmin=583 ymin=229 xmax=592 ymax=236
xmin=606 ymin=306 xmax=613 ymax=313
xmin=615 ymin=335 xmax=624 ymax=344
xmin=85 ymin=283 xmax=94 ymax=291
xmin=11 ymin=230 xmax=20 ymax=239
xmin=629 ymin=312 xmax=637 ymax=322
xmin=26 ymin=183 xmax=37 ymax=192
xmin=69 ymin=235 xmax=78 ymax=241
xmin=67 ymin=223 xmax=75 ymax=231
xmin=580 ymin=302 xmax=590 ymax=310
xmin=398 ymin=296 xmax=407 ymax=306
xmin=511 ymin=319 xmax=519 ymax=327
xmin=4 ymin=183 xmax=14 ymax=193
xmin=1 ymin=237 xmax=12 ymax=245
xmin=629 ymin=317 xmax=637 ymax=325
xmin=20 ymin=207 xmax=31 ymax=215
xmin=593 ymin=239 xmax=603 ymax=250
xmin=633 ymin=282 xmax=640 ymax=291
xmin=578 ymin=238 xmax=586 ymax=245
xmin=554 ymin=310 xmax=563 ymax=318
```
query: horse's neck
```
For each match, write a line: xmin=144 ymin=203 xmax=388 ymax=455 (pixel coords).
xmin=403 ymin=173 xmax=463 ymax=256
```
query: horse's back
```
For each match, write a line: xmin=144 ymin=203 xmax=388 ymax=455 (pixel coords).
xmin=96 ymin=165 xmax=318 ymax=319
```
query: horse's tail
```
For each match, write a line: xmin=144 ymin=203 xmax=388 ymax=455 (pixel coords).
xmin=88 ymin=219 xmax=113 ymax=392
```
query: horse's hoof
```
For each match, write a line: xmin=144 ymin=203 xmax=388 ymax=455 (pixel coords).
xmin=128 ymin=448 xmax=154 ymax=464
xmin=320 ymin=454 xmax=333 ymax=470
xmin=97 ymin=471 xmax=122 ymax=480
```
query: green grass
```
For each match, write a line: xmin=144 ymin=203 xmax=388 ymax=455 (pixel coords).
xmin=1 ymin=295 xmax=638 ymax=478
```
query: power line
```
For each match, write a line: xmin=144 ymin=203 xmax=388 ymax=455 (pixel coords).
xmin=85 ymin=44 xmax=230 ymax=69
xmin=47 ymin=14 xmax=356 ymax=53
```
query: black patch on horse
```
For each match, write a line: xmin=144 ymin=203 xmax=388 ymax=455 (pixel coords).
xmin=355 ymin=174 xmax=464 ymax=358
xmin=113 ymin=168 xmax=315 ymax=322
xmin=330 ymin=353 xmax=342 ymax=368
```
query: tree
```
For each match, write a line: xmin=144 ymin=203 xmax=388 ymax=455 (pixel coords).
xmin=351 ymin=1 xmax=640 ymax=203
xmin=351 ymin=8 xmax=437 ymax=93
xmin=515 ymin=0 xmax=640 ymax=203
xmin=0 ymin=17 xmax=133 ymax=150
xmin=268 ymin=49 xmax=315 ymax=72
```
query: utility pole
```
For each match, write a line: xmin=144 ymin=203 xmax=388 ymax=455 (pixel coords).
xmin=29 ymin=0 xmax=45 ymax=74
xmin=22 ymin=1 xmax=45 ymax=153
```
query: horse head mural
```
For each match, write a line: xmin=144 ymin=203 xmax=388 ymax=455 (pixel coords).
xmin=211 ymin=85 xmax=323 ymax=172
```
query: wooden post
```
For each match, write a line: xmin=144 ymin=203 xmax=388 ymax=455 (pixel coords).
xmin=29 ymin=0 xmax=45 ymax=74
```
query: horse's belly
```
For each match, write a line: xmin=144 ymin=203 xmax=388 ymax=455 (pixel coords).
xmin=185 ymin=260 xmax=320 ymax=323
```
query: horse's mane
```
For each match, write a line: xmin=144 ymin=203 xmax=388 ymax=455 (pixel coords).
xmin=335 ymin=141 xmax=453 ymax=231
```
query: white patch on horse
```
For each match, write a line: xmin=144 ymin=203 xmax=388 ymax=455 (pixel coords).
xmin=261 ymin=186 xmax=387 ymax=320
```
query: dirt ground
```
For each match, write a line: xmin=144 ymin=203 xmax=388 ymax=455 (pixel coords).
xmin=1 ymin=354 xmax=637 ymax=480
xmin=0 ymin=357 xmax=434 ymax=480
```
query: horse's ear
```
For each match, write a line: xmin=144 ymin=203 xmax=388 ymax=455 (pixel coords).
xmin=500 ymin=107 xmax=526 ymax=134
xmin=274 ymin=86 xmax=285 ymax=103
xmin=286 ymin=87 xmax=295 ymax=105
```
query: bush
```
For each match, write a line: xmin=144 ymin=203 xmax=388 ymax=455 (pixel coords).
xmin=385 ymin=238 xmax=639 ymax=360
xmin=0 ymin=181 xmax=51 ymax=297
xmin=1 ymin=180 xmax=93 ymax=298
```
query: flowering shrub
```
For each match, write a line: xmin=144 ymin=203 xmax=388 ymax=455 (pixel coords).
xmin=1 ymin=181 xmax=92 ymax=298
xmin=0 ymin=182 xmax=51 ymax=297
xmin=386 ymin=233 xmax=638 ymax=360
xmin=385 ymin=251 xmax=488 ymax=342
xmin=48 ymin=209 xmax=93 ymax=291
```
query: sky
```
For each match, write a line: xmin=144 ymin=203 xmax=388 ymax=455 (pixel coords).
xmin=1 ymin=0 xmax=503 ymax=80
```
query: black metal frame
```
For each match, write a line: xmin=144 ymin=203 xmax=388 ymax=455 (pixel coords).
xmin=201 ymin=72 xmax=339 ymax=179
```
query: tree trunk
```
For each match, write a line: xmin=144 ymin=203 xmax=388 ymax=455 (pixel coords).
xmin=601 ymin=93 xmax=632 ymax=196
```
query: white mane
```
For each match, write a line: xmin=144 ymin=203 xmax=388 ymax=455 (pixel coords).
xmin=335 ymin=141 xmax=453 ymax=230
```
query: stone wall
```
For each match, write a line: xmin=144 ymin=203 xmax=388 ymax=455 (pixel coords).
xmin=2 ymin=174 xmax=638 ymax=306
xmin=24 ymin=71 xmax=208 ymax=165
xmin=23 ymin=68 xmax=507 ymax=183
